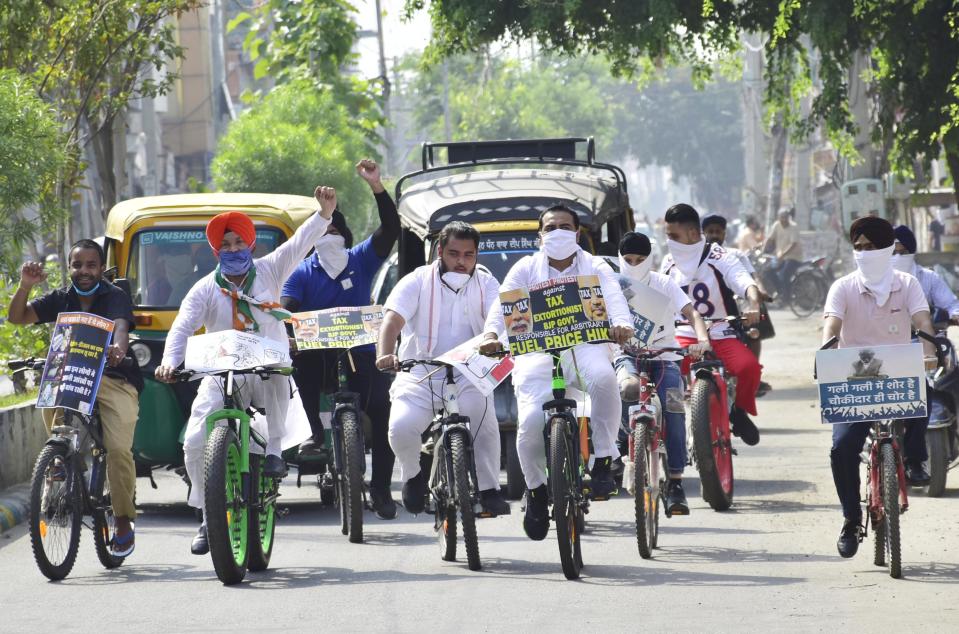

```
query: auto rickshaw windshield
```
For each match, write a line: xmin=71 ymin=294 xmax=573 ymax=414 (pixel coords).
xmin=474 ymin=230 xmax=540 ymax=280
xmin=125 ymin=226 xmax=283 ymax=307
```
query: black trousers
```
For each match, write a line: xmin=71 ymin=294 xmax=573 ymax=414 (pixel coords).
xmin=293 ymin=349 xmax=395 ymax=488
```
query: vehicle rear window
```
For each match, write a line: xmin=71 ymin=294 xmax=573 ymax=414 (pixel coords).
xmin=476 ymin=232 xmax=539 ymax=282
xmin=126 ymin=227 xmax=283 ymax=308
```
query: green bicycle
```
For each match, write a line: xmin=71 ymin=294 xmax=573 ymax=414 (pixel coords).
xmin=175 ymin=365 xmax=292 ymax=585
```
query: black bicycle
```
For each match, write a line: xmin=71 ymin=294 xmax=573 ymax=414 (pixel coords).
xmin=11 ymin=358 xmax=127 ymax=580
xmin=398 ymin=359 xmax=484 ymax=571
xmin=325 ymin=350 xmax=367 ymax=543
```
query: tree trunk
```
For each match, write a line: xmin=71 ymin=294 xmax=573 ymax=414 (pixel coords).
xmin=765 ymin=114 xmax=788 ymax=231
xmin=90 ymin=117 xmax=117 ymax=215
xmin=946 ymin=148 xmax=959 ymax=211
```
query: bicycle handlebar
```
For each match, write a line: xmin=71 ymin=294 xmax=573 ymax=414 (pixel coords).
xmin=7 ymin=357 xmax=46 ymax=372
xmin=397 ymin=359 xmax=453 ymax=372
xmin=172 ymin=366 xmax=294 ymax=382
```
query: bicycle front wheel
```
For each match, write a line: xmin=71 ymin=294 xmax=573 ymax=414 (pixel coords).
xmin=205 ymin=425 xmax=249 ymax=585
xmin=247 ymin=455 xmax=277 ymax=572
xmin=339 ymin=409 xmax=365 ymax=544
xmin=633 ymin=423 xmax=654 ymax=559
xmin=880 ymin=443 xmax=902 ymax=579
xmin=450 ymin=431 xmax=481 ymax=571
xmin=690 ymin=378 xmax=734 ymax=511
xmin=29 ymin=446 xmax=81 ymax=580
xmin=789 ymin=273 xmax=824 ymax=318
xmin=550 ymin=416 xmax=582 ymax=580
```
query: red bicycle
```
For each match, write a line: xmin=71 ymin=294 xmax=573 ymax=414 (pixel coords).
xmin=622 ymin=346 xmax=687 ymax=559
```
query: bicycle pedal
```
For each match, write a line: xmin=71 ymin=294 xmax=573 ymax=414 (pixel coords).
xmin=276 ymin=506 xmax=290 ymax=518
xmin=731 ymin=447 xmax=738 ymax=456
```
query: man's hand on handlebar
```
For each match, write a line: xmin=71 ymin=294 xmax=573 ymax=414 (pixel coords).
xmin=155 ymin=365 xmax=178 ymax=384
xmin=478 ymin=338 xmax=504 ymax=355
xmin=610 ymin=325 xmax=635 ymax=346
xmin=688 ymin=340 xmax=712 ymax=359
xmin=375 ymin=354 xmax=400 ymax=371
xmin=742 ymin=302 xmax=761 ymax=326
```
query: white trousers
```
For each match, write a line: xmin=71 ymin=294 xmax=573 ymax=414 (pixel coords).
xmin=513 ymin=343 xmax=620 ymax=489
xmin=183 ymin=374 xmax=310 ymax=510
xmin=388 ymin=373 xmax=501 ymax=491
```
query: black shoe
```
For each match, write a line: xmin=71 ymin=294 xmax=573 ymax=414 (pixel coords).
xmin=730 ymin=408 xmax=760 ymax=446
xmin=369 ymin=485 xmax=397 ymax=520
xmin=905 ymin=462 xmax=931 ymax=486
xmin=756 ymin=381 xmax=772 ymax=398
xmin=402 ymin=471 xmax=427 ymax=514
xmin=191 ymin=525 xmax=209 ymax=556
xmin=480 ymin=489 xmax=511 ymax=516
xmin=665 ymin=479 xmax=690 ymax=516
xmin=590 ymin=456 xmax=617 ymax=500
xmin=836 ymin=519 xmax=862 ymax=558
xmin=263 ymin=454 xmax=289 ymax=478
xmin=523 ymin=485 xmax=549 ymax=541
xmin=297 ymin=436 xmax=325 ymax=457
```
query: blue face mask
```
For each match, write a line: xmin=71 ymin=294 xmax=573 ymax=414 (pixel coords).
xmin=72 ymin=282 xmax=100 ymax=296
xmin=219 ymin=248 xmax=253 ymax=276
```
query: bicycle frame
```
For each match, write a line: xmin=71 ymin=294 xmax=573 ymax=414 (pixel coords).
xmin=426 ymin=364 xmax=482 ymax=514
xmin=543 ymin=358 xmax=586 ymax=508
xmin=48 ymin=409 xmax=107 ymax=517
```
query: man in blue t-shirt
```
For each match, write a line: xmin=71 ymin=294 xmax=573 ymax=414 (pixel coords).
xmin=281 ymin=159 xmax=400 ymax=519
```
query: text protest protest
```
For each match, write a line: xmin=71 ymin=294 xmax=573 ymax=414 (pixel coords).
xmin=36 ymin=312 xmax=114 ymax=414
xmin=815 ymin=343 xmax=927 ymax=424
xmin=501 ymin=275 xmax=610 ymax=356
xmin=435 ymin=334 xmax=514 ymax=396
xmin=291 ymin=305 xmax=384 ymax=350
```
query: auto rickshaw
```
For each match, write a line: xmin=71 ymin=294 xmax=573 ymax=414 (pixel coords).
xmin=393 ymin=137 xmax=635 ymax=498
xmin=103 ymin=193 xmax=320 ymax=485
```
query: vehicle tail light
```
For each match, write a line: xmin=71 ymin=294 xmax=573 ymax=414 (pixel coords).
xmin=134 ymin=314 xmax=153 ymax=326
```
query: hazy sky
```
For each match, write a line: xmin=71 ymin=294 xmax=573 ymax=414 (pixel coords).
xmin=353 ymin=0 xmax=431 ymax=78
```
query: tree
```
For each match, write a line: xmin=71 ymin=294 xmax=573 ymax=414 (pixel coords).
xmin=0 ymin=70 xmax=65 ymax=274
xmin=408 ymin=1 xmax=959 ymax=205
xmin=211 ymin=82 xmax=376 ymax=233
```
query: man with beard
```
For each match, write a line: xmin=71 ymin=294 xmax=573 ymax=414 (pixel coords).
xmin=822 ymin=216 xmax=936 ymax=558
xmin=281 ymin=159 xmax=400 ymax=520
xmin=375 ymin=221 xmax=510 ymax=517
xmin=9 ymin=240 xmax=143 ymax=558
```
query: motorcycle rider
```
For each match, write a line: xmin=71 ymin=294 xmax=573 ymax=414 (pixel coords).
xmin=661 ymin=203 xmax=764 ymax=446
xmin=764 ymin=207 xmax=803 ymax=299
xmin=702 ymin=213 xmax=773 ymax=396
xmin=892 ymin=225 xmax=959 ymax=326
xmin=613 ymin=231 xmax=711 ymax=515
xmin=375 ymin=221 xmax=510 ymax=517
xmin=281 ymin=159 xmax=399 ymax=520
xmin=480 ymin=204 xmax=634 ymax=541
xmin=155 ymin=187 xmax=336 ymax=555
xmin=822 ymin=216 xmax=937 ymax=558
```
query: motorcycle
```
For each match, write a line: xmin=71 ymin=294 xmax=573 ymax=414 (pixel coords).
xmin=926 ymin=332 xmax=959 ymax=497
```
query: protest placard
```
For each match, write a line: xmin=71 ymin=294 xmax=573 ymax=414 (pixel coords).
xmin=620 ymin=278 xmax=673 ymax=346
xmin=434 ymin=333 xmax=514 ymax=396
xmin=36 ymin=312 xmax=114 ymax=414
xmin=815 ymin=343 xmax=927 ymax=424
xmin=501 ymin=275 xmax=611 ymax=356
xmin=184 ymin=330 xmax=291 ymax=372
xmin=290 ymin=305 xmax=384 ymax=350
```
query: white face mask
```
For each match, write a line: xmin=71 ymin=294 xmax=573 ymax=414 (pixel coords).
xmin=667 ymin=237 xmax=706 ymax=278
xmin=315 ymin=234 xmax=348 ymax=278
xmin=441 ymin=271 xmax=471 ymax=291
xmin=541 ymin=229 xmax=579 ymax=260
xmin=619 ymin=255 xmax=653 ymax=284
xmin=854 ymin=245 xmax=895 ymax=306
xmin=891 ymin=253 xmax=916 ymax=274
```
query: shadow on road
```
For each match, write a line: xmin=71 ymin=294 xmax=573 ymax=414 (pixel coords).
xmin=757 ymin=386 xmax=817 ymax=402
xmin=864 ymin=561 xmax=959 ymax=583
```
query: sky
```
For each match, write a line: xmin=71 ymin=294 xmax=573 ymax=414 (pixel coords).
xmin=353 ymin=0 xmax=431 ymax=79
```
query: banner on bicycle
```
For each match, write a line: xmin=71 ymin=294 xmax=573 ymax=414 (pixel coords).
xmin=184 ymin=329 xmax=291 ymax=372
xmin=500 ymin=275 xmax=610 ymax=356
xmin=815 ymin=343 xmax=926 ymax=424
xmin=434 ymin=334 xmax=514 ymax=396
xmin=290 ymin=305 xmax=384 ymax=350
xmin=619 ymin=278 xmax=672 ymax=346
xmin=36 ymin=312 xmax=114 ymax=414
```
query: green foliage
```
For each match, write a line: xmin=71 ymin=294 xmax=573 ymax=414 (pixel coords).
xmin=211 ymin=82 xmax=375 ymax=233
xmin=0 ymin=70 xmax=65 ymax=275
xmin=0 ymin=262 xmax=62 ymax=375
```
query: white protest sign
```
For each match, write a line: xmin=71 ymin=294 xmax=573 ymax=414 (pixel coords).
xmin=434 ymin=334 xmax=514 ymax=396
xmin=816 ymin=343 xmax=926 ymax=424
xmin=185 ymin=330 xmax=291 ymax=372
xmin=621 ymin=278 xmax=673 ymax=346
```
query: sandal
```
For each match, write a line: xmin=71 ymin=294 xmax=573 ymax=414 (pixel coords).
xmin=111 ymin=527 xmax=135 ymax=558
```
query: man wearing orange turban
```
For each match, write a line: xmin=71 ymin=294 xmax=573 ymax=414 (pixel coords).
xmin=155 ymin=187 xmax=336 ymax=555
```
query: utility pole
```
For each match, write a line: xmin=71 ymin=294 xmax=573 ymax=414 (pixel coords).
xmin=442 ymin=59 xmax=452 ymax=142
xmin=741 ymin=33 xmax=768 ymax=222
xmin=374 ymin=0 xmax=392 ymax=172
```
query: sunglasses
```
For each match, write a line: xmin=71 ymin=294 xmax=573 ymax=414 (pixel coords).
xmin=502 ymin=298 xmax=531 ymax=315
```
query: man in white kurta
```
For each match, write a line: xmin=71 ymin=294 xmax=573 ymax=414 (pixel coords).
xmin=481 ymin=204 xmax=634 ymax=541
xmin=375 ymin=221 xmax=510 ymax=517
xmin=156 ymin=187 xmax=335 ymax=554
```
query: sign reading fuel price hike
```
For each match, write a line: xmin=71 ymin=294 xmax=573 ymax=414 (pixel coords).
xmin=500 ymin=275 xmax=611 ymax=356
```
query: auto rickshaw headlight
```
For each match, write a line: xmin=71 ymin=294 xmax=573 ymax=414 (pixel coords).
xmin=130 ymin=342 xmax=152 ymax=367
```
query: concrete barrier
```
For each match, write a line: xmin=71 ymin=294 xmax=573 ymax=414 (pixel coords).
xmin=0 ymin=401 xmax=46 ymax=491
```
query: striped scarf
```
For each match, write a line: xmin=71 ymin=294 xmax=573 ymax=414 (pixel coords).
xmin=214 ymin=265 xmax=292 ymax=332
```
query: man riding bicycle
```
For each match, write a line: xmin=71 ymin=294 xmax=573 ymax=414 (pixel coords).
xmin=7 ymin=240 xmax=143 ymax=558
xmin=613 ymin=231 xmax=711 ymax=515
xmin=822 ymin=217 xmax=937 ymax=558
xmin=481 ymin=204 xmax=634 ymax=541
xmin=891 ymin=225 xmax=959 ymax=325
xmin=661 ymin=203 xmax=764 ymax=445
xmin=375 ymin=221 xmax=510 ymax=517
xmin=155 ymin=187 xmax=336 ymax=555
xmin=281 ymin=159 xmax=399 ymax=520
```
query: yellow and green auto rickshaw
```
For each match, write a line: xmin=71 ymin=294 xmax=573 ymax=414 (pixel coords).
xmin=102 ymin=193 xmax=317 ymax=481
